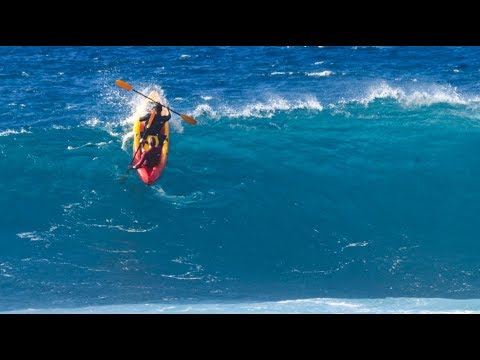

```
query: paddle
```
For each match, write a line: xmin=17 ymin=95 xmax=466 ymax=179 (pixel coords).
xmin=115 ymin=79 xmax=197 ymax=125
xmin=118 ymin=110 xmax=156 ymax=183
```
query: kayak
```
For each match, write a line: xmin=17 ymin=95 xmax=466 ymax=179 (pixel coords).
xmin=132 ymin=90 xmax=169 ymax=185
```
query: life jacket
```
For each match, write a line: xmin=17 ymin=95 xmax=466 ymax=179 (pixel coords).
xmin=147 ymin=112 xmax=171 ymax=134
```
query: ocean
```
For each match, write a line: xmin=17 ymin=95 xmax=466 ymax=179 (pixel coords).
xmin=1 ymin=46 xmax=480 ymax=313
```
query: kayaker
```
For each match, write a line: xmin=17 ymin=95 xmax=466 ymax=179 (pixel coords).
xmin=139 ymin=103 xmax=171 ymax=145
xmin=129 ymin=136 xmax=165 ymax=170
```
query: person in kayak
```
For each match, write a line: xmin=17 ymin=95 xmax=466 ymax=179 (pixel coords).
xmin=130 ymin=136 xmax=166 ymax=170
xmin=139 ymin=103 xmax=171 ymax=145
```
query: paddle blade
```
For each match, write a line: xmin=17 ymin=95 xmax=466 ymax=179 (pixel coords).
xmin=116 ymin=79 xmax=133 ymax=91
xmin=180 ymin=113 xmax=197 ymax=125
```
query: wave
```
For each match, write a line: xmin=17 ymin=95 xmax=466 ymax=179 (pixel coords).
xmin=81 ymin=118 xmax=101 ymax=127
xmin=4 ymin=297 xmax=480 ymax=313
xmin=51 ymin=124 xmax=71 ymax=130
xmin=13 ymin=80 xmax=480 ymax=145
xmin=153 ymin=186 xmax=221 ymax=209
xmin=0 ymin=262 xmax=13 ymax=278
xmin=192 ymin=96 xmax=323 ymax=119
xmin=16 ymin=231 xmax=45 ymax=241
xmin=67 ymin=141 xmax=112 ymax=150
xmin=16 ymin=224 xmax=61 ymax=244
xmin=189 ymin=81 xmax=480 ymax=122
xmin=7 ymin=102 xmax=26 ymax=107
xmin=82 ymin=117 xmax=123 ymax=139
xmin=0 ymin=128 xmax=31 ymax=137
xmin=270 ymin=71 xmax=294 ymax=75
xmin=352 ymin=81 xmax=480 ymax=107
xmin=306 ymin=71 xmax=334 ymax=77
xmin=85 ymin=223 xmax=158 ymax=233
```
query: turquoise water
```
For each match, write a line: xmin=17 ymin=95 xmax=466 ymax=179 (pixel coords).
xmin=2 ymin=46 xmax=480 ymax=313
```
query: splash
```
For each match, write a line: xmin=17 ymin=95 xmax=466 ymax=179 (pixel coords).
xmin=67 ymin=141 xmax=111 ymax=150
xmin=0 ymin=128 xmax=31 ymax=137
xmin=306 ymin=71 xmax=334 ymax=77
xmin=271 ymin=71 xmax=294 ymax=75
xmin=16 ymin=232 xmax=44 ymax=241
xmin=192 ymin=96 xmax=323 ymax=119
xmin=354 ymin=81 xmax=476 ymax=107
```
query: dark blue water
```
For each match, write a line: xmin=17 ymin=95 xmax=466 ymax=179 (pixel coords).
xmin=2 ymin=46 xmax=480 ymax=313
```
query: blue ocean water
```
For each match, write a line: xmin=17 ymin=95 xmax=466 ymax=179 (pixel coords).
xmin=2 ymin=46 xmax=480 ymax=313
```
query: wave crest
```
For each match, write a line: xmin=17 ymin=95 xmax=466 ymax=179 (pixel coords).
xmin=0 ymin=128 xmax=31 ymax=137
xmin=306 ymin=71 xmax=334 ymax=77
xmin=193 ymin=96 xmax=323 ymax=119
xmin=355 ymin=82 xmax=475 ymax=107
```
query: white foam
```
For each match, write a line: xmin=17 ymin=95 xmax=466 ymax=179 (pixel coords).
xmin=314 ymin=61 xmax=324 ymax=65
xmin=121 ymin=131 xmax=134 ymax=151
xmin=344 ymin=241 xmax=369 ymax=248
xmin=192 ymin=96 xmax=323 ymax=119
xmin=120 ymin=86 xmax=169 ymax=129
xmin=153 ymin=187 xmax=207 ymax=208
xmin=193 ymin=104 xmax=217 ymax=118
xmin=67 ymin=141 xmax=110 ymax=150
xmin=201 ymin=96 xmax=213 ymax=101
xmin=86 ymin=223 xmax=158 ymax=233
xmin=169 ymin=117 xmax=184 ymax=134
xmin=51 ymin=124 xmax=71 ymax=130
xmin=355 ymin=81 xmax=472 ymax=107
xmin=180 ymin=54 xmax=190 ymax=59
xmin=0 ymin=262 xmax=13 ymax=278
xmin=306 ymin=70 xmax=334 ymax=77
xmin=16 ymin=232 xmax=44 ymax=241
xmin=81 ymin=118 xmax=122 ymax=139
xmin=0 ymin=128 xmax=31 ymax=137
xmin=82 ymin=118 xmax=100 ymax=127
xmin=85 ymin=84 xmax=181 ymax=145
xmin=271 ymin=71 xmax=294 ymax=75
xmin=6 ymin=297 xmax=480 ymax=314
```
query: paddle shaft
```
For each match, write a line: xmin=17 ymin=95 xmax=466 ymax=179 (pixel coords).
xmin=119 ymin=130 xmax=148 ymax=182
xmin=130 ymin=142 xmax=142 ymax=167
xmin=129 ymin=109 xmax=156 ymax=167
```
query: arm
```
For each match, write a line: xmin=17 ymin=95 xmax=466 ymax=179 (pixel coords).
xmin=132 ymin=150 xmax=148 ymax=169
xmin=139 ymin=112 xmax=151 ymax=122
xmin=139 ymin=110 xmax=157 ymax=143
